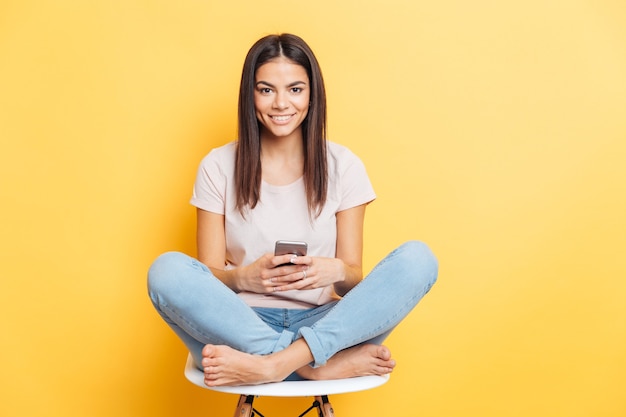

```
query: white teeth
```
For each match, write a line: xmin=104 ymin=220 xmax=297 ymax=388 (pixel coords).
xmin=272 ymin=115 xmax=291 ymax=121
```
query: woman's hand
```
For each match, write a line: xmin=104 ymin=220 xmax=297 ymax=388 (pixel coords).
xmin=266 ymin=255 xmax=345 ymax=292
xmin=236 ymin=254 xmax=345 ymax=294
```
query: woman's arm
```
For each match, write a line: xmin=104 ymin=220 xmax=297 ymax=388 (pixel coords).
xmin=196 ymin=208 xmax=226 ymax=268
xmin=333 ymin=204 xmax=367 ymax=296
xmin=196 ymin=208 xmax=240 ymax=290
xmin=196 ymin=208 xmax=286 ymax=293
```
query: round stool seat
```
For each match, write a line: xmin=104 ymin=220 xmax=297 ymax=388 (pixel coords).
xmin=184 ymin=353 xmax=389 ymax=397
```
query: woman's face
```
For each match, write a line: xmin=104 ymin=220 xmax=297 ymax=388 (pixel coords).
xmin=254 ymin=58 xmax=310 ymax=141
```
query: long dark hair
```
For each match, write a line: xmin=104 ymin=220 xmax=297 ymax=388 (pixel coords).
xmin=235 ymin=33 xmax=328 ymax=217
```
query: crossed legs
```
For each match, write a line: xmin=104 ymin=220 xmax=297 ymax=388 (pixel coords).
xmin=149 ymin=241 xmax=438 ymax=387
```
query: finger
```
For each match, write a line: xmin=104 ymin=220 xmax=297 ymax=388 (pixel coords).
xmin=266 ymin=278 xmax=282 ymax=292
xmin=293 ymin=255 xmax=313 ymax=266
xmin=282 ymin=255 xmax=312 ymax=266
xmin=283 ymin=275 xmax=314 ymax=291
xmin=276 ymin=254 xmax=296 ymax=266
xmin=272 ymin=270 xmax=302 ymax=283
xmin=276 ymin=272 xmax=301 ymax=281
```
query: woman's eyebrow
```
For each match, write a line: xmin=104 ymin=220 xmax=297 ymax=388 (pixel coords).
xmin=255 ymin=80 xmax=307 ymax=88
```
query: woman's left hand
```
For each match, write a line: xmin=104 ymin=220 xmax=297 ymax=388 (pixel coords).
xmin=271 ymin=255 xmax=345 ymax=292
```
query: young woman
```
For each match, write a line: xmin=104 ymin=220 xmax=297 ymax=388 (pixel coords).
xmin=148 ymin=33 xmax=438 ymax=386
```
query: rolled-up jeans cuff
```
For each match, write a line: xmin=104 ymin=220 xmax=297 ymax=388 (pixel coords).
xmin=273 ymin=330 xmax=295 ymax=354
xmin=297 ymin=327 xmax=327 ymax=367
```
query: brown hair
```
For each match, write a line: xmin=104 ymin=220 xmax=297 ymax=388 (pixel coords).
xmin=235 ymin=33 xmax=328 ymax=216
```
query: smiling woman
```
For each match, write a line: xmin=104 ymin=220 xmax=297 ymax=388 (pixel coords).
xmin=147 ymin=33 xmax=439 ymax=387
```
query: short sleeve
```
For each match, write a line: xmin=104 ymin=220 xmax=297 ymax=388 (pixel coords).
xmin=190 ymin=144 xmax=236 ymax=214
xmin=328 ymin=143 xmax=376 ymax=212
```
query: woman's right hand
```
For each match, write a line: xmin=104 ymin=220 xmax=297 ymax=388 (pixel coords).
xmin=236 ymin=253 xmax=307 ymax=294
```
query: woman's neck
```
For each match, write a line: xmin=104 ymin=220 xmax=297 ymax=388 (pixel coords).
xmin=260 ymin=135 xmax=304 ymax=186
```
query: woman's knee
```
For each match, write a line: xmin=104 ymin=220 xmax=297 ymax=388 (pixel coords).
xmin=399 ymin=240 xmax=438 ymax=265
xmin=147 ymin=251 xmax=192 ymax=294
xmin=396 ymin=240 xmax=439 ymax=289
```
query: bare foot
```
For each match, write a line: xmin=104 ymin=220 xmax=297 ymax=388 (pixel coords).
xmin=296 ymin=344 xmax=396 ymax=380
xmin=201 ymin=344 xmax=284 ymax=386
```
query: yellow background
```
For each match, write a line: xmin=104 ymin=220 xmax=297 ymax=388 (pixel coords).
xmin=1 ymin=1 xmax=625 ymax=416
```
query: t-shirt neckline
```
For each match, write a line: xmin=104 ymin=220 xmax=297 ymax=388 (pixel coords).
xmin=261 ymin=176 xmax=304 ymax=193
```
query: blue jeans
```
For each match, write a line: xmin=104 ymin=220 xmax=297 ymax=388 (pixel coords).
xmin=147 ymin=241 xmax=438 ymax=375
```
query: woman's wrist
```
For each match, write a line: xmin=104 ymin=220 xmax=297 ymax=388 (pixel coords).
xmin=210 ymin=266 xmax=243 ymax=293
xmin=229 ymin=266 xmax=246 ymax=293
xmin=333 ymin=261 xmax=360 ymax=296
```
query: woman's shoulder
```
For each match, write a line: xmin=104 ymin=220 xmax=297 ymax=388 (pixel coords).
xmin=325 ymin=140 xmax=375 ymax=205
xmin=199 ymin=141 xmax=237 ymax=170
xmin=326 ymin=140 xmax=365 ymax=170
xmin=326 ymin=140 xmax=351 ymax=156
xmin=205 ymin=141 xmax=237 ymax=159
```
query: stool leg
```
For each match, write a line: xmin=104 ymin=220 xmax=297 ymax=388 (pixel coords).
xmin=314 ymin=395 xmax=335 ymax=417
xmin=233 ymin=394 xmax=254 ymax=417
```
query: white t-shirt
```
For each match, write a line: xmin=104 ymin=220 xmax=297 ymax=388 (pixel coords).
xmin=190 ymin=141 xmax=376 ymax=309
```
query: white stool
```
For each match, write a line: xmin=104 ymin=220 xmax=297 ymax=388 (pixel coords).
xmin=184 ymin=354 xmax=389 ymax=417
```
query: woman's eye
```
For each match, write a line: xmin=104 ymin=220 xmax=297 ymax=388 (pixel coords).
xmin=259 ymin=88 xmax=273 ymax=94
xmin=291 ymin=87 xmax=302 ymax=93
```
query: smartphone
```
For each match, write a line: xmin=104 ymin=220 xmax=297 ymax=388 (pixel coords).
xmin=274 ymin=240 xmax=308 ymax=256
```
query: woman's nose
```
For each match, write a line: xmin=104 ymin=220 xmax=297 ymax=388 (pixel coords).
xmin=273 ymin=93 xmax=288 ymax=110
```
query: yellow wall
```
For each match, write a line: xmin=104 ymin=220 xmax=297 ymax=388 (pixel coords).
xmin=1 ymin=1 xmax=625 ymax=416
